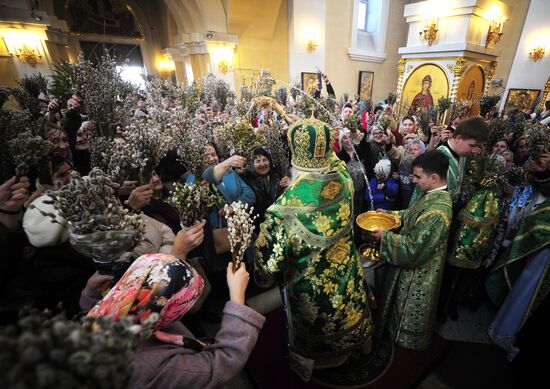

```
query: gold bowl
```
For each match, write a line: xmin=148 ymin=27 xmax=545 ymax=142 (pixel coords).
xmin=356 ymin=211 xmax=400 ymax=232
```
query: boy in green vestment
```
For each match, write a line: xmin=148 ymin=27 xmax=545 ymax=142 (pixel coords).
xmin=410 ymin=116 xmax=487 ymax=207
xmin=435 ymin=117 xmax=490 ymax=320
xmin=372 ymin=150 xmax=453 ymax=350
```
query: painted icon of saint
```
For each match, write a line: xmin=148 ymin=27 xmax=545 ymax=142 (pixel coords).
xmin=408 ymin=75 xmax=434 ymax=114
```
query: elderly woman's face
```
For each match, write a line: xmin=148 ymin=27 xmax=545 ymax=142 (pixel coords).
xmin=75 ymin=128 xmax=90 ymax=151
xmin=47 ymin=129 xmax=69 ymax=158
xmin=372 ymin=129 xmax=384 ymax=143
xmin=410 ymin=143 xmax=422 ymax=158
xmin=204 ymin=145 xmax=219 ymax=166
xmin=342 ymin=133 xmax=352 ymax=149
xmin=253 ymin=154 xmax=270 ymax=176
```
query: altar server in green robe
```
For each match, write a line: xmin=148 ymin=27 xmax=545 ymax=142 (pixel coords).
xmin=372 ymin=150 xmax=453 ymax=350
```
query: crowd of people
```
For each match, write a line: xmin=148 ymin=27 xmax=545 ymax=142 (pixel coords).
xmin=0 ymin=66 xmax=549 ymax=388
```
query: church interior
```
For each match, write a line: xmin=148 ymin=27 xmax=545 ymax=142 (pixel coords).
xmin=0 ymin=0 xmax=549 ymax=388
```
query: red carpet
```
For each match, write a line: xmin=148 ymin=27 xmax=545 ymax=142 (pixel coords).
xmin=247 ymin=308 xmax=448 ymax=389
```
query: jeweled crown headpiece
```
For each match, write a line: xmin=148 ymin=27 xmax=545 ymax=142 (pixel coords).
xmin=287 ymin=117 xmax=335 ymax=171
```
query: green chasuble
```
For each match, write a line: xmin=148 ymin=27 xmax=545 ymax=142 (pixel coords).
xmin=254 ymin=155 xmax=373 ymax=362
xmin=378 ymin=189 xmax=453 ymax=350
xmin=486 ymin=197 xmax=550 ymax=308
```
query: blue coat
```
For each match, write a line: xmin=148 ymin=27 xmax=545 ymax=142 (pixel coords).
xmin=365 ymin=177 xmax=399 ymax=210
xmin=187 ymin=167 xmax=256 ymax=227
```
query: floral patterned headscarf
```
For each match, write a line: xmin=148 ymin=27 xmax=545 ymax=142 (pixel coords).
xmin=88 ymin=254 xmax=204 ymax=334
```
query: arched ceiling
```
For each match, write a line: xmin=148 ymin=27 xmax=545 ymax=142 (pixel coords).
xmin=163 ymin=0 xmax=228 ymax=34
xmin=228 ymin=0 xmax=283 ymax=40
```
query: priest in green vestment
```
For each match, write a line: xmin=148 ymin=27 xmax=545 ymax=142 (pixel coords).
xmin=373 ymin=150 xmax=453 ymax=350
xmin=254 ymin=117 xmax=373 ymax=382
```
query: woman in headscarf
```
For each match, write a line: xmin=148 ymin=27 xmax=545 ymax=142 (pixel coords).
xmin=82 ymin=235 xmax=265 ymax=388
xmin=241 ymin=147 xmax=289 ymax=229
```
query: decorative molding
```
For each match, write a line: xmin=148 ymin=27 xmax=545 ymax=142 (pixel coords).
xmin=485 ymin=60 xmax=498 ymax=81
xmin=539 ymin=77 xmax=550 ymax=111
xmin=347 ymin=48 xmax=386 ymax=63
xmin=448 ymin=57 xmax=468 ymax=77
xmin=397 ymin=58 xmax=406 ymax=76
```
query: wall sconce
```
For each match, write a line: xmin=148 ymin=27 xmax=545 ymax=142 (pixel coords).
xmin=529 ymin=46 xmax=545 ymax=62
xmin=485 ymin=18 xmax=503 ymax=48
xmin=419 ymin=20 xmax=438 ymax=46
xmin=218 ymin=58 xmax=231 ymax=74
xmin=307 ymin=39 xmax=318 ymax=52
xmin=158 ymin=59 xmax=175 ymax=78
xmin=2 ymin=30 xmax=45 ymax=67
xmin=14 ymin=43 xmax=42 ymax=67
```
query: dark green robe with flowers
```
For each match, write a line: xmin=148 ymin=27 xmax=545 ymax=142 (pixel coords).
xmin=378 ymin=189 xmax=453 ymax=350
xmin=486 ymin=197 xmax=550 ymax=308
xmin=254 ymin=155 xmax=373 ymax=363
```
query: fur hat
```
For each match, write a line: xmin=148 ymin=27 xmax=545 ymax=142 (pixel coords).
xmin=374 ymin=159 xmax=392 ymax=180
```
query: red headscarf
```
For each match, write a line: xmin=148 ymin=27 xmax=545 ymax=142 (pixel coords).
xmin=88 ymin=254 xmax=204 ymax=346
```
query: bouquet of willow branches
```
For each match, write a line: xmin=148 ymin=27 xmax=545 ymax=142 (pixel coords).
xmin=197 ymin=74 xmax=235 ymax=112
xmin=251 ymin=73 xmax=276 ymax=97
xmin=90 ymin=136 xmax=140 ymax=184
xmin=73 ymin=52 xmax=134 ymax=137
xmin=386 ymin=92 xmax=397 ymax=107
xmin=0 ymin=307 xmax=154 ymax=389
xmin=44 ymin=168 xmax=144 ymax=242
xmin=344 ymin=113 xmax=361 ymax=133
xmin=290 ymin=93 xmax=335 ymax=123
xmin=524 ymin=122 xmax=550 ymax=161
xmin=486 ymin=117 xmax=509 ymax=153
xmin=362 ymin=99 xmax=373 ymax=114
xmin=9 ymin=73 xmax=49 ymax=120
xmin=449 ymin=100 xmax=468 ymax=121
xmin=437 ymin=97 xmax=452 ymax=120
xmin=124 ymin=118 xmax=174 ymax=184
xmin=171 ymin=112 xmax=210 ymax=178
xmin=216 ymin=119 xmax=261 ymax=159
xmin=167 ymin=182 xmax=222 ymax=228
xmin=377 ymin=112 xmax=392 ymax=131
xmin=506 ymin=164 xmax=524 ymax=187
xmin=224 ymin=201 xmax=258 ymax=269
xmin=465 ymin=152 xmax=507 ymax=191
xmin=261 ymin=120 xmax=291 ymax=176
xmin=274 ymin=86 xmax=288 ymax=106
xmin=479 ymin=94 xmax=501 ymax=117
xmin=8 ymin=127 xmax=52 ymax=177
xmin=0 ymin=107 xmax=35 ymax=181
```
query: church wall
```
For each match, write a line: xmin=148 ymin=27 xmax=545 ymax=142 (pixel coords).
xmin=324 ymin=0 xmax=409 ymax=103
xmin=492 ymin=0 xmax=531 ymax=91
xmin=229 ymin=0 xmax=289 ymax=86
xmin=288 ymin=0 xmax=326 ymax=86
xmin=501 ymin=0 xmax=550 ymax=110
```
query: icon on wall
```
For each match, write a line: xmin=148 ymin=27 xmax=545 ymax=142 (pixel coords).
xmin=358 ymin=71 xmax=374 ymax=101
